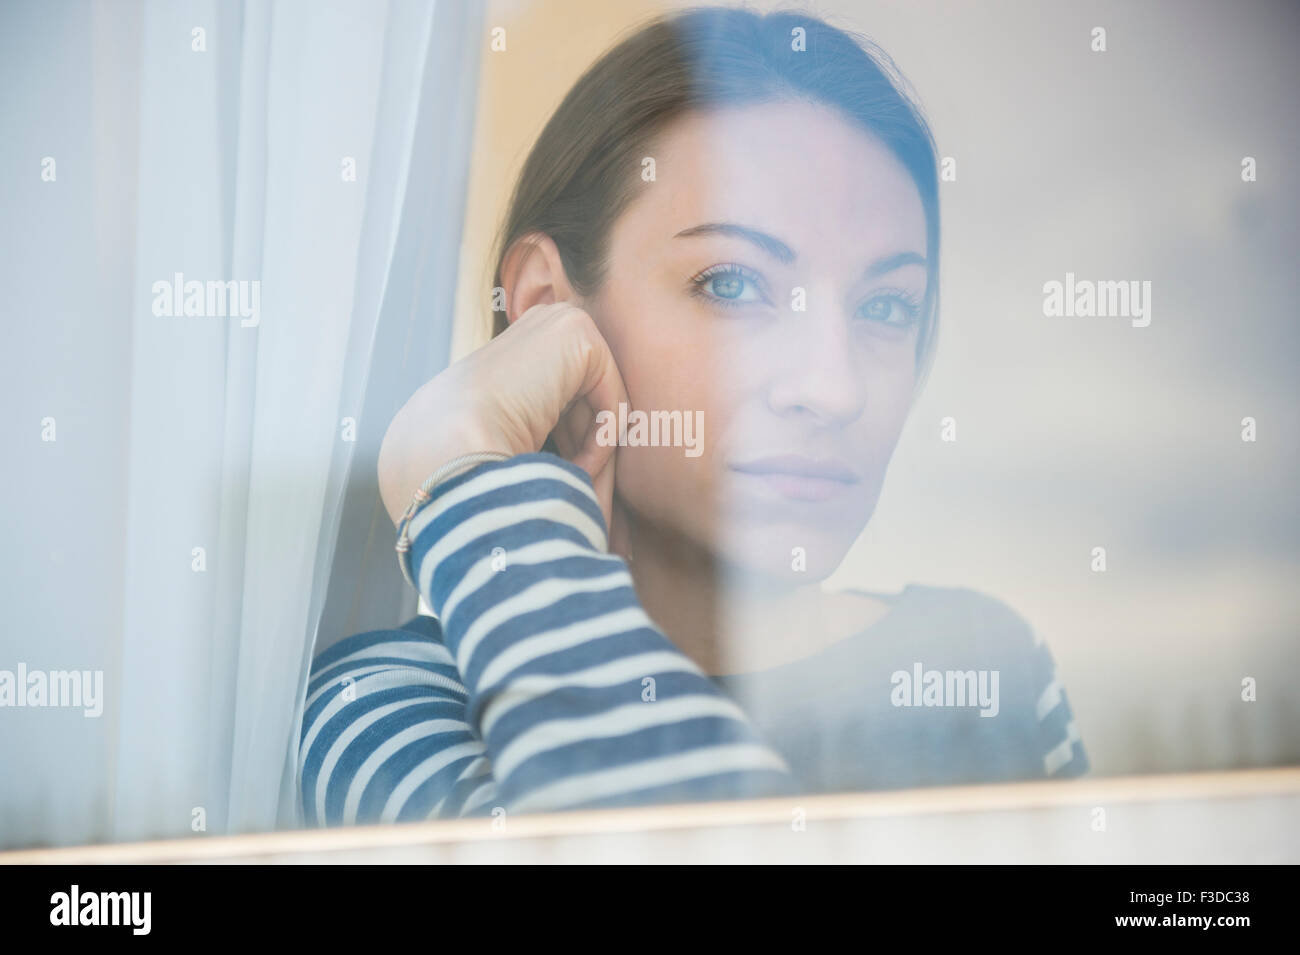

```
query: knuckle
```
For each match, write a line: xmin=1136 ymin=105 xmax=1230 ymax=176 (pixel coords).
xmin=560 ymin=306 xmax=596 ymax=341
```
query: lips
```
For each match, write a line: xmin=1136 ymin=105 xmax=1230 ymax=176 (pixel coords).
xmin=728 ymin=454 xmax=861 ymax=502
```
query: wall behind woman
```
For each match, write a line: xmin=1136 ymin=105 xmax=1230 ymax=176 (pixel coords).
xmin=452 ymin=0 xmax=1300 ymax=778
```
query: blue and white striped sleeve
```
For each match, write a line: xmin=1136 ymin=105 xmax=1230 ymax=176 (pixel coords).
xmin=298 ymin=451 xmax=794 ymax=826
xmin=298 ymin=619 xmax=496 ymax=826
xmin=1027 ymin=634 xmax=1089 ymax=779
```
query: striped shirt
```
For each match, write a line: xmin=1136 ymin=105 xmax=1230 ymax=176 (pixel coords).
xmin=298 ymin=452 xmax=1087 ymax=826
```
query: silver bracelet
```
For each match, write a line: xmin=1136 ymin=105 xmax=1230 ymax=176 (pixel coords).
xmin=395 ymin=450 xmax=511 ymax=589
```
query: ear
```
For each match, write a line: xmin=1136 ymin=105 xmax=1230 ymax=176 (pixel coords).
xmin=499 ymin=232 xmax=579 ymax=325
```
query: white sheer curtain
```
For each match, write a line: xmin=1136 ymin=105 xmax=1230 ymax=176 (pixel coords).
xmin=0 ymin=0 xmax=482 ymax=849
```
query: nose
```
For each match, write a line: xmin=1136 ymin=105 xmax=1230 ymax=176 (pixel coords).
xmin=763 ymin=304 xmax=868 ymax=426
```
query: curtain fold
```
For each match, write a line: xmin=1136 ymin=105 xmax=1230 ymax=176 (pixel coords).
xmin=272 ymin=0 xmax=486 ymax=834
xmin=0 ymin=0 xmax=482 ymax=849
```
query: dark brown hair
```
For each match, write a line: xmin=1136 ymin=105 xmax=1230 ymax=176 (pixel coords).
xmin=489 ymin=5 xmax=942 ymax=380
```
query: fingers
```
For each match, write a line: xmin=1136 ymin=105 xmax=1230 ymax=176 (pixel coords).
xmin=509 ymin=303 xmax=626 ymax=530
xmin=553 ymin=397 xmax=593 ymax=460
xmin=567 ymin=310 xmax=629 ymax=481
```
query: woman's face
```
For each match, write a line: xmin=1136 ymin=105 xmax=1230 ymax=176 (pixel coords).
xmin=584 ymin=99 xmax=929 ymax=581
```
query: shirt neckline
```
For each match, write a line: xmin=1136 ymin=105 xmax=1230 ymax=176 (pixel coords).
xmin=709 ymin=584 xmax=914 ymax=682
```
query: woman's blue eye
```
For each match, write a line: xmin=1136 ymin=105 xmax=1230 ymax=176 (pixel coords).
xmin=710 ymin=273 xmax=747 ymax=299
xmin=691 ymin=265 xmax=765 ymax=307
xmin=858 ymin=292 xmax=922 ymax=326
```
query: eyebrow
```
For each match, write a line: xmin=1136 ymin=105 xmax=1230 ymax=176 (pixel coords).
xmin=675 ymin=222 xmax=796 ymax=263
xmin=673 ymin=221 xmax=926 ymax=277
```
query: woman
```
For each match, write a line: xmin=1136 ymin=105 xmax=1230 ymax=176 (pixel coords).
xmin=298 ymin=5 xmax=1088 ymax=827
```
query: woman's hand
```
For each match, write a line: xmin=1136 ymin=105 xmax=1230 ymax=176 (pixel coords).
xmin=377 ymin=302 xmax=629 ymax=533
